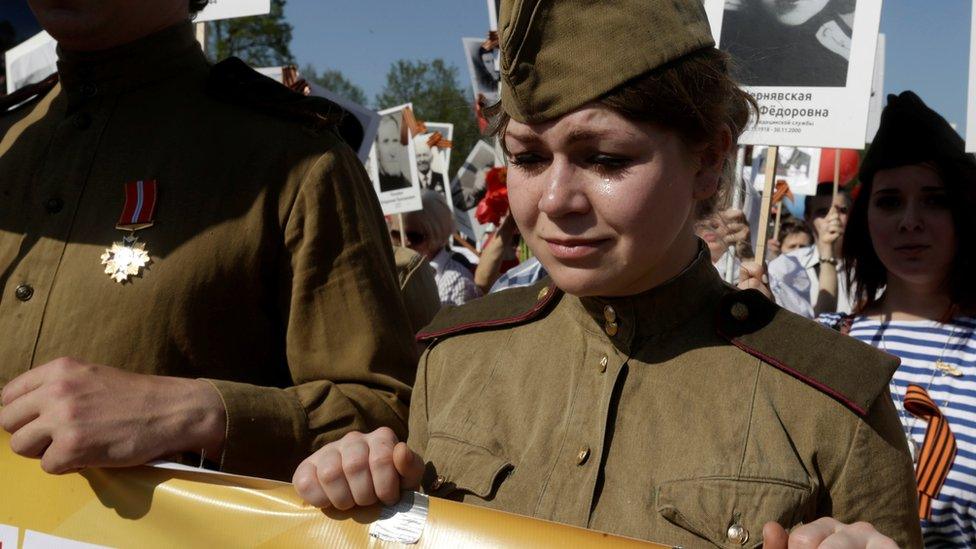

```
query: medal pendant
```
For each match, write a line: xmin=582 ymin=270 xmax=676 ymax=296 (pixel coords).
xmin=100 ymin=234 xmax=151 ymax=283
xmin=935 ymin=360 xmax=964 ymax=377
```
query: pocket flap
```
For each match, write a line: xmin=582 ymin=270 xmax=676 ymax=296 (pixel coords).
xmin=656 ymin=477 xmax=813 ymax=548
xmin=422 ymin=435 xmax=512 ymax=499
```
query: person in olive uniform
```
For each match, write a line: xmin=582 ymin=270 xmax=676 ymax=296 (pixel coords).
xmin=0 ymin=0 xmax=418 ymax=482
xmin=294 ymin=1 xmax=920 ymax=546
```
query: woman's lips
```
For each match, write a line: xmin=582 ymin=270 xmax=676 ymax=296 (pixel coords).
xmin=894 ymin=244 xmax=931 ymax=257
xmin=544 ymin=238 xmax=610 ymax=260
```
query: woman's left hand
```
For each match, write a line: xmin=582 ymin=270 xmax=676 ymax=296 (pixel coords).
xmin=763 ymin=518 xmax=898 ymax=548
xmin=737 ymin=260 xmax=773 ymax=301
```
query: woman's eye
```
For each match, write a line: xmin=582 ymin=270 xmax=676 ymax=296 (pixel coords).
xmin=588 ymin=155 xmax=632 ymax=175
xmin=509 ymin=153 xmax=546 ymax=168
xmin=873 ymin=196 xmax=901 ymax=210
xmin=923 ymin=194 xmax=950 ymax=208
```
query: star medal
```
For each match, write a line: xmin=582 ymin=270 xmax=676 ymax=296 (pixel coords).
xmin=102 ymin=180 xmax=157 ymax=283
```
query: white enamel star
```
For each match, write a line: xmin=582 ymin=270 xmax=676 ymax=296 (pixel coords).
xmin=100 ymin=236 xmax=151 ymax=283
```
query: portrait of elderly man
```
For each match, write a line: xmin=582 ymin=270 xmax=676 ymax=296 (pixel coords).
xmin=376 ymin=112 xmax=413 ymax=192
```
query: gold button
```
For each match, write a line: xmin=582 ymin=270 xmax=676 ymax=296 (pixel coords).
xmin=604 ymin=321 xmax=618 ymax=337
xmin=727 ymin=523 xmax=749 ymax=545
xmin=603 ymin=305 xmax=616 ymax=323
xmin=430 ymin=475 xmax=445 ymax=490
xmin=537 ymin=286 xmax=550 ymax=301
xmin=598 ymin=355 xmax=608 ymax=373
xmin=730 ymin=302 xmax=749 ymax=322
xmin=576 ymin=446 xmax=591 ymax=465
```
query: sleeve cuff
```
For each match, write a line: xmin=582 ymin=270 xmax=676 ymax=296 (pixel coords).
xmin=201 ymin=378 xmax=310 ymax=481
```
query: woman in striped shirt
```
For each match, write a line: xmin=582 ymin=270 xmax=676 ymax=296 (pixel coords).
xmin=818 ymin=91 xmax=976 ymax=547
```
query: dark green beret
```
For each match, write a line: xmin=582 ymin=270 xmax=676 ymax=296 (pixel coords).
xmin=499 ymin=0 xmax=715 ymax=124
xmin=860 ymin=91 xmax=973 ymax=183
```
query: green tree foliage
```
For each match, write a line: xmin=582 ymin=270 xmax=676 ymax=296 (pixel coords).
xmin=206 ymin=0 xmax=294 ymax=67
xmin=300 ymin=64 xmax=368 ymax=106
xmin=376 ymin=59 xmax=484 ymax=177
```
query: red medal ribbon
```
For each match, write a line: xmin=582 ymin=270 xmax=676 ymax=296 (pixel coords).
xmin=116 ymin=180 xmax=158 ymax=231
xmin=905 ymin=384 xmax=957 ymax=520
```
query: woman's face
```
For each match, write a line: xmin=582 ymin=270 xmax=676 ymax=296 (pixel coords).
xmin=759 ymin=0 xmax=830 ymax=26
xmin=695 ymin=214 xmax=730 ymax=263
xmin=869 ymin=164 xmax=956 ymax=290
xmin=377 ymin=117 xmax=402 ymax=175
xmin=505 ymin=105 xmax=721 ymax=297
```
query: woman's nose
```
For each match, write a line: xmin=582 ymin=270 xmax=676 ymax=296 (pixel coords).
xmin=537 ymin=159 xmax=591 ymax=219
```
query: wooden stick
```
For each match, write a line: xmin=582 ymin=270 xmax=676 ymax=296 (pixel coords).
xmin=725 ymin=146 xmax=747 ymax=284
xmin=397 ymin=214 xmax=406 ymax=246
xmin=832 ymin=148 xmax=842 ymax=200
xmin=754 ymin=146 xmax=777 ymax=266
xmin=194 ymin=22 xmax=206 ymax=55
xmin=772 ymin=203 xmax=783 ymax=243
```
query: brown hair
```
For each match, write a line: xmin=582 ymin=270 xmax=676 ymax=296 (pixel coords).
xmin=486 ymin=47 xmax=758 ymax=217
xmin=777 ymin=216 xmax=814 ymax=246
xmin=844 ymin=159 xmax=976 ymax=313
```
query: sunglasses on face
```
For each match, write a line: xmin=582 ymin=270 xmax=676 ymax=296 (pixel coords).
xmin=390 ymin=230 xmax=427 ymax=246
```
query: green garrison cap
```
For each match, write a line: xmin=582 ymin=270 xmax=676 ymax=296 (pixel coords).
xmin=860 ymin=91 xmax=974 ymax=183
xmin=499 ymin=0 xmax=716 ymax=123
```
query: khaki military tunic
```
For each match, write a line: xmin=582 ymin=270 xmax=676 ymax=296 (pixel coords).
xmin=410 ymin=249 xmax=922 ymax=547
xmin=0 ymin=23 xmax=417 ymax=481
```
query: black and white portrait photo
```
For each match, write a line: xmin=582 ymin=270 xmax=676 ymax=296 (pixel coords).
xmin=720 ymin=0 xmax=857 ymax=87
xmin=453 ymin=141 xmax=498 ymax=244
xmin=462 ymin=37 xmax=500 ymax=104
xmin=415 ymin=122 xmax=454 ymax=209
xmin=375 ymin=109 xmax=414 ymax=193
xmin=751 ymin=146 xmax=822 ymax=195
xmin=367 ymin=104 xmax=423 ymax=215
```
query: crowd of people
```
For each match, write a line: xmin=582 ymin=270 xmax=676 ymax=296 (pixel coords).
xmin=1 ymin=0 xmax=974 ymax=547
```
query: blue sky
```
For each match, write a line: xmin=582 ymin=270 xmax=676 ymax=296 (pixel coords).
xmin=286 ymin=0 xmax=973 ymax=134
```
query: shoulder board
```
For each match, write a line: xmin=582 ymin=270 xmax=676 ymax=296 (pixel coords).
xmin=417 ymin=277 xmax=560 ymax=342
xmin=1 ymin=73 xmax=58 ymax=115
xmin=716 ymin=289 xmax=898 ymax=417
xmin=206 ymin=57 xmax=346 ymax=135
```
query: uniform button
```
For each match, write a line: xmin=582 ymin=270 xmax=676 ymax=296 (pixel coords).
xmin=80 ymin=82 xmax=98 ymax=98
xmin=72 ymin=112 xmax=91 ymax=130
xmin=727 ymin=522 xmax=749 ymax=545
xmin=604 ymin=320 xmax=618 ymax=337
xmin=14 ymin=284 xmax=34 ymax=302
xmin=537 ymin=286 xmax=550 ymax=301
xmin=598 ymin=355 xmax=608 ymax=373
xmin=603 ymin=305 xmax=616 ymax=323
xmin=730 ymin=302 xmax=750 ymax=322
xmin=430 ymin=475 xmax=445 ymax=490
xmin=576 ymin=446 xmax=591 ymax=465
xmin=44 ymin=197 xmax=64 ymax=214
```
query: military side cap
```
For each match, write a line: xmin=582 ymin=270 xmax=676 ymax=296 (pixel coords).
xmin=499 ymin=0 xmax=715 ymax=123
xmin=716 ymin=289 xmax=899 ymax=417
xmin=860 ymin=91 xmax=974 ymax=184
xmin=417 ymin=277 xmax=559 ymax=342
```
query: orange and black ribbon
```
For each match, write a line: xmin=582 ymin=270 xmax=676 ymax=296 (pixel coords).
xmin=772 ymin=179 xmax=794 ymax=205
xmin=905 ymin=384 xmax=957 ymax=520
xmin=482 ymin=30 xmax=499 ymax=51
xmin=426 ymin=131 xmax=453 ymax=149
xmin=400 ymin=106 xmax=428 ymax=145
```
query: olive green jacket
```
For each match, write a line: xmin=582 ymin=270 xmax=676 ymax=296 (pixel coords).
xmin=0 ymin=23 xmax=416 ymax=481
xmin=411 ymin=249 xmax=922 ymax=547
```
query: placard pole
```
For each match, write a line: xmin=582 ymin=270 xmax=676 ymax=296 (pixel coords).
xmin=832 ymin=148 xmax=842 ymax=200
xmin=754 ymin=146 xmax=777 ymax=266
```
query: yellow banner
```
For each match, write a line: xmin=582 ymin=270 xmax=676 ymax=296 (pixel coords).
xmin=0 ymin=431 xmax=661 ymax=548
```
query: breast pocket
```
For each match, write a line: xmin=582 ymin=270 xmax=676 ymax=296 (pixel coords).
xmin=421 ymin=435 xmax=514 ymax=502
xmin=656 ymin=477 xmax=814 ymax=548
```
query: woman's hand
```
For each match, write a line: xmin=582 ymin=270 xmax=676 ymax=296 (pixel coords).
xmin=738 ymin=260 xmax=773 ymax=301
xmin=814 ymin=205 xmax=845 ymax=260
xmin=293 ymin=427 xmax=425 ymax=510
xmin=763 ymin=519 xmax=898 ymax=548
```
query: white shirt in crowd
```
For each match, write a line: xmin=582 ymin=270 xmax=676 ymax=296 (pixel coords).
xmin=767 ymin=245 xmax=853 ymax=318
xmin=429 ymin=248 xmax=481 ymax=307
